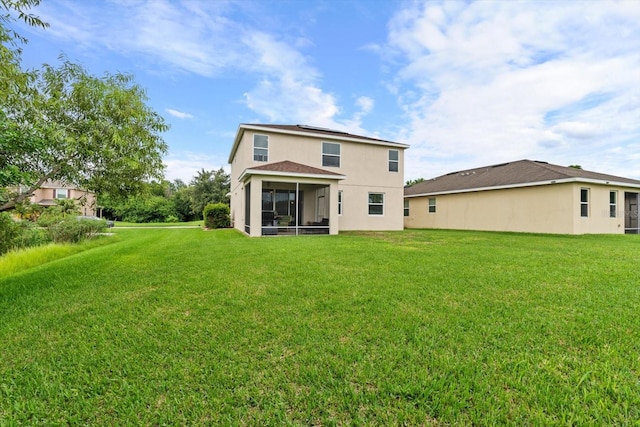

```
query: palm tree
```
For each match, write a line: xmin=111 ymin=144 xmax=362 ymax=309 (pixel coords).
xmin=55 ymin=198 xmax=79 ymax=217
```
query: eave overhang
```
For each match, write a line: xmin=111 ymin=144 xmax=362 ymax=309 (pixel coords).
xmin=405 ymin=177 xmax=640 ymax=198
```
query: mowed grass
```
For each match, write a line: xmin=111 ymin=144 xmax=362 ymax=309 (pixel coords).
xmin=0 ymin=228 xmax=639 ymax=425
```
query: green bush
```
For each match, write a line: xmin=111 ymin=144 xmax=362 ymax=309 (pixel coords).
xmin=203 ymin=203 xmax=230 ymax=229
xmin=117 ymin=196 xmax=178 ymax=223
xmin=0 ymin=213 xmax=49 ymax=256
xmin=47 ymin=218 xmax=107 ymax=243
xmin=0 ymin=213 xmax=20 ymax=255
xmin=37 ymin=209 xmax=65 ymax=227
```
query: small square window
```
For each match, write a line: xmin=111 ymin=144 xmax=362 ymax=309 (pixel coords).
xmin=322 ymin=142 xmax=340 ymax=167
xmin=55 ymin=189 xmax=68 ymax=199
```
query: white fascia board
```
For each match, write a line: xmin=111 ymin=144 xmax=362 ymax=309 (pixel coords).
xmin=227 ymin=124 xmax=246 ymax=164
xmin=404 ymin=177 xmax=640 ymax=198
xmin=239 ymin=168 xmax=346 ymax=182
xmin=240 ymin=124 xmax=410 ymax=149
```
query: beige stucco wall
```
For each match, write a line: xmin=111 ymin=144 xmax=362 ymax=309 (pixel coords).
xmin=230 ymin=128 xmax=406 ymax=234
xmin=404 ymin=183 xmax=629 ymax=234
xmin=30 ymin=187 xmax=97 ymax=216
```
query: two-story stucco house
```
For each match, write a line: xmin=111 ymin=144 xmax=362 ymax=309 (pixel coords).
xmin=229 ymin=124 xmax=409 ymax=236
xmin=29 ymin=180 xmax=97 ymax=216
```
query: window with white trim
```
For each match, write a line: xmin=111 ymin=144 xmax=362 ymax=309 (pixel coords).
xmin=322 ymin=142 xmax=340 ymax=167
xmin=368 ymin=193 xmax=384 ymax=215
xmin=389 ymin=150 xmax=399 ymax=172
xmin=428 ymin=198 xmax=436 ymax=213
xmin=404 ymin=200 xmax=409 ymax=217
xmin=338 ymin=190 xmax=343 ymax=216
xmin=580 ymin=188 xmax=589 ymax=217
xmin=253 ymin=134 xmax=268 ymax=162
xmin=55 ymin=188 xmax=68 ymax=199
xmin=610 ymin=191 xmax=617 ymax=218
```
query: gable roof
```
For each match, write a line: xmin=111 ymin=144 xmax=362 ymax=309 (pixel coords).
xmin=239 ymin=160 xmax=346 ymax=181
xmin=405 ymin=160 xmax=640 ymax=197
xmin=229 ymin=123 xmax=409 ymax=163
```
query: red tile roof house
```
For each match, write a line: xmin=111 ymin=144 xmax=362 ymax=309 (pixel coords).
xmin=404 ymin=160 xmax=640 ymax=234
xmin=228 ymin=124 xmax=409 ymax=236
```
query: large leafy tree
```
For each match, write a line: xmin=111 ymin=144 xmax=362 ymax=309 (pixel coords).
xmin=1 ymin=1 xmax=169 ymax=212
xmin=1 ymin=0 xmax=47 ymax=195
xmin=1 ymin=59 xmax=169 ymax=212
xmin=190 ymin=168 xmax=230 ymax=218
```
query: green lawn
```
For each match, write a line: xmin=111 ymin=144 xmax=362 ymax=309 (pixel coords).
xmin=1 ymin=229 xmax=639 ymax=425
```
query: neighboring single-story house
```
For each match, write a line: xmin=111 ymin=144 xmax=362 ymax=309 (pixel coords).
xmin=229 ymin=124 xmax=409 ymax=236
xmin=29 ymin=180 xmax=97 ymax=216
xmin=404 ymin=160 xmax=640 ymax=235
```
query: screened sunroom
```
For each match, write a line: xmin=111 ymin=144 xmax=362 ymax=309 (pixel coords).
xmin=238 ymin=161 xmax=344 ymax=237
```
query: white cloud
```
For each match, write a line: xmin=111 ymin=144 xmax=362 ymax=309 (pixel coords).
xmin=164 ymin=152 xmax=229 ymax=183
xmin=165 ymin=108 xmax=193 ymax=120
xmin=383 ymin=0 xmax=640 ymax=180
xmin=34 ymin=0 xmax=361 ymax=134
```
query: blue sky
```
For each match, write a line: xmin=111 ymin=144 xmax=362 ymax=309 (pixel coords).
xmin=14 ymin=0 xmax=640 ymax=181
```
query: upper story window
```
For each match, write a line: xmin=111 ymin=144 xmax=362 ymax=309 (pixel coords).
xmin=55 ymin=188 xmax=68 ymax=199
xmin=253 ymin=134 xmax=268 ymax=162
xmin=610 ymin=191 xmax=617 ymax=218
xmin=322 ymin=142 xmax=340 ymax=167
xmin=389 ymin=150 xmax=399 ymax=172
xmin=580 ymin=188 xmax=589 ymax=217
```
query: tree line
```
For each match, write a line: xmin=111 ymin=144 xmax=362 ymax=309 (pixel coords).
xmin=101 ymin=168 xmax=230 ymax=223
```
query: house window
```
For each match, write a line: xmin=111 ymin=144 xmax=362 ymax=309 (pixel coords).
xmin=389 ymin=150 xmax=399 ymax=172
xmin=322 ymin=142 xmax=340 ymax=167
xmin=338 ymin=190 xmax=343 ymax=216
xmin=253 ymin=134 xmax=268 ymax=162
xmin=580 ymin=188 xmax=589 ymax=217
xmin=610 ymin=191 xmax=617 ymax=218
xmin=368 ymin=193 xmax=384 ymax=215
xmin=428 ymin=197 xmax=436 ymax=213
xmin=55 ymin=189 xmax=68 ymax=199
xmin=404 ymin=199 xmax=409 ymax=217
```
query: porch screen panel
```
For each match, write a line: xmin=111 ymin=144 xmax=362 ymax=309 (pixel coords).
xmin=245 ymin=183 xmax=251 ymax=233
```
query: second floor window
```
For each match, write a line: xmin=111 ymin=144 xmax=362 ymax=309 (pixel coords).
xmin=55 ymin=189 xmax=68 ymax=199
xmin=253 ymin=134 xmax=268 ymax=162
xmin=389 ymin=150 xmax=399 ymax=172
xmin=322 ymin=142 xmax=340 ymax=167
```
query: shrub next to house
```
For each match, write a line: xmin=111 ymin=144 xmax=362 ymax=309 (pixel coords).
xmin=203 ymin=203 xmax=230 ymax=229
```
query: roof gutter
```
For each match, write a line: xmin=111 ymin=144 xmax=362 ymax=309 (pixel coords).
xmin=239 ymin=168 xmax=346 ymax=182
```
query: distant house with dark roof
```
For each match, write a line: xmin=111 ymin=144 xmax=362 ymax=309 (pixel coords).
xmin=404 ymin=160 xmax=640 ymax=234
xmin=229 ymin=124 xmax=409 ymax=236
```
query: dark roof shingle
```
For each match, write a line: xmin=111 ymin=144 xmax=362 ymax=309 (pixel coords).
xmin=405 ymin=160 xmax=640 ymax=196
xmin=246 ymin=160 xmax=344 ymax=177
